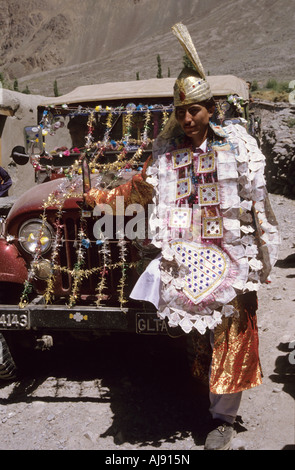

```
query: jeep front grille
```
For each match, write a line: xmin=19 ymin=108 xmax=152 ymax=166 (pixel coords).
xmin=55 ymin=213 xmax=140 ymax=306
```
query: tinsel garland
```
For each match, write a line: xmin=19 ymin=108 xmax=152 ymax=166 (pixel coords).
xmin=68 ymin=226 xmax=87 ymax=308
xmin=117 ymin=239 xmax=128 ymax=307
xmin=18 ymin=187 xmax=139 ymax=308
xmin=55 ymin=259 xmax=137 ymax=277
xmin=41 ymin=180 xmax=79 ymax=305
xmin=161 ymin=109 xmax=170 ymax=130
xmin=19 ymin=209 xmax=49 ymax=308
xmin=115 ymin=109 xmax=133 ymax=164
xmin=102 ymin=109 xmax=114 ymax=146
xmin=37 ymin=107 xmax=167 ymax=176
xmin=85 ymin=111 xmax=95 ymax=150
xmin=17 ymin=105 xmax=170 ymax=307
xmin=18 ymin=175 xmax=82 ymax=308
xmin=43 ymin=209 xmax=64 ymax=305
xmin=95 ymin=238 xmax=111 ymax=306
xmin=91 ymin=108 xmax=152 ymax=174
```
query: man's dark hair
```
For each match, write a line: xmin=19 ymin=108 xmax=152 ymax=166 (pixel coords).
xmin=202 ymin=97 xmax=216 ymax=110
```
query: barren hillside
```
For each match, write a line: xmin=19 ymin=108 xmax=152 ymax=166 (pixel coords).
xmin=0 ymin=0 xmax=294 ymax=96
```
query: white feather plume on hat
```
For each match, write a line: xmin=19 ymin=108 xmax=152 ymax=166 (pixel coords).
xmin=172 ymin=22 xmax=206 ymax=79
xmin=172 ymin=23 xmax=212 ymax=106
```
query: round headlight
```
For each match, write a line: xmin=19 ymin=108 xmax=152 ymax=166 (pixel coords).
xmin=19 ymin=219 xmax=54 ymax=255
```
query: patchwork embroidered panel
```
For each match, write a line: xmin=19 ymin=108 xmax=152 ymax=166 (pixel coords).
xmin=171 ymin=240 xmax=231 ymax=304
xmin=176 ymin=177 xmax=191 ymax=200
xmin=172 ymin=148 xmax=192 ymax=169
xmin=198 ymin=183 xmax=220 ymax=206
xmin=194 ymin=151 xmax=216 ymax=174
xmin=169 ymin=207 xmax=192 ymax=228
xmin=202 ymin=216 xmax=223 ymax=239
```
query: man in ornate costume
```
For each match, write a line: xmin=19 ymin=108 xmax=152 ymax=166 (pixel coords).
xmin=86 ymin=24 xmax=279 ymax=450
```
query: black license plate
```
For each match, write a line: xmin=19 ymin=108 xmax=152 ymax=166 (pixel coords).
xmin=136 ymin=313 xmax=168 ymax=334
xmin=0 ymin=312 xmax=29 ymax=329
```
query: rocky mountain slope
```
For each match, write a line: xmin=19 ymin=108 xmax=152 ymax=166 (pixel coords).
xmin=0 ymin=0 xmax=294 ymax=96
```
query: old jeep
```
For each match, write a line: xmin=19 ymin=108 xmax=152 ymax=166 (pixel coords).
xmin=0 ymin=76 xmax=249 ymax=379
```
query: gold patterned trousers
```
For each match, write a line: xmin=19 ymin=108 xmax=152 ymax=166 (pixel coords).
xmin=191 ymin=291 xmax=262 ymax=395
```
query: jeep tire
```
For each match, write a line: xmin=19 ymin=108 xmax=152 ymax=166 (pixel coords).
xmin=0 ymin=333 xmax=17 ymax=380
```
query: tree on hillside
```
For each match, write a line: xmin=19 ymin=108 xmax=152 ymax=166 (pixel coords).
xmin=13 ymin=78 xmax=19 ymax=91
xmin=157 ymin=54 xmax=163 ymax=79
xmin=0 ymin=72 xmax=6 ymax=88
xmin=54 ymin=79 xmax=60 ymax=97
xmin=22 ymin=85 xmax=31 ymax=94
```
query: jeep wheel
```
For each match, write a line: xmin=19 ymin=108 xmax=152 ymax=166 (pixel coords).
xmin=0 ymin=333 xmax=17 ymax=380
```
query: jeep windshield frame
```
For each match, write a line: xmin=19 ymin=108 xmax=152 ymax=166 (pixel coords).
xmin=34 ymin=75 xmax=249 ymax=178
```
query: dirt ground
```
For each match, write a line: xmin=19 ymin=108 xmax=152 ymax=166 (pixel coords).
xmin=0 ymin=193 xmax=294 ymax=452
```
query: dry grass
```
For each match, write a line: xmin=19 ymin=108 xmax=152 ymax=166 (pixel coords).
xmin=252 ymin=89 xmax=290 ymax=103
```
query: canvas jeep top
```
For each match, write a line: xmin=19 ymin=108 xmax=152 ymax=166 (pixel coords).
xmin=0 ymin=76 xmax=249 ymax=379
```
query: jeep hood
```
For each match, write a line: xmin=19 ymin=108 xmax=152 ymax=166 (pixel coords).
xmin=7 ymin=177 xmax=83 ymax=224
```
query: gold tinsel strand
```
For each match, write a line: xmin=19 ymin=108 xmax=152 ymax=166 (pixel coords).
xmin=68 ymin=226 xmax=87 ymax=308
xmin=43 ymin=208 xmax=64 ymax=304
xmin=117 ymin=239 xmax=128 ymax=307
xmin=95 ymin=239 xmax=111 ymax=306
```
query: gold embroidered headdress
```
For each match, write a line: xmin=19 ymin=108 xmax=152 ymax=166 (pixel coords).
xmin=172 ymin=23 xmax=212 ymax=106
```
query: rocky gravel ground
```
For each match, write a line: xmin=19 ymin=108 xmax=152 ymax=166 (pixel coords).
xmin=257 ymin=102 xmax=295 ymax=198
xmin=0 ymin=194 xmax=294 ymax=452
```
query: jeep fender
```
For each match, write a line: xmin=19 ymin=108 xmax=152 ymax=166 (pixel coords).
xmin=0 ymin=239 xmax=28 ymax=284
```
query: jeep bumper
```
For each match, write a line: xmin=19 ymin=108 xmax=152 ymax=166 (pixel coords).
xmin=0 ymin=304 xmax=169 ymax=335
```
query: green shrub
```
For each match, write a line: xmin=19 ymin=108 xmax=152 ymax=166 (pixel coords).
xmin=287 ymin=117 xmax=295 ymax=128
xmin=251 ymin=80 xmax=259 ymax=91
xmin=277 ymin=81 xmax=291 ymax=93
xmin=266 ymin=78 xmax=278 ymax=90
xmin=22 ymin=85 xmax=31 ymax=94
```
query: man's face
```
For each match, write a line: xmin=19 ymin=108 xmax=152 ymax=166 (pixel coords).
xmin=175 ymin=103 xmax=214 ymax=143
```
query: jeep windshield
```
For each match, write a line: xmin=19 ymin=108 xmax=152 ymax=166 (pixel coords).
xmin=31 ymin=76 xmax=249 ymax=182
